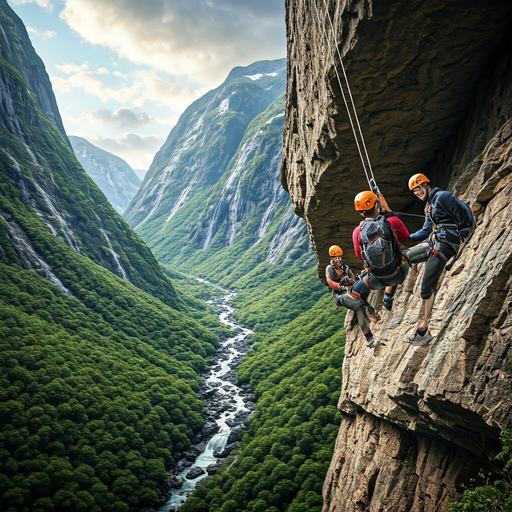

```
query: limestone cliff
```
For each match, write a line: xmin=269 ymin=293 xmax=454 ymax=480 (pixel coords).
xmin=282 ymin=0 xmax=512 ymax=510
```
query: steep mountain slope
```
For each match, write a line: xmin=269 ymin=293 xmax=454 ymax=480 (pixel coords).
xmin=0 ymin=1 xmax=177 ymax=305
xmin=69 ymin=136 xmax=141 ymax=214
xmin=0 ymin=1 xmax=66 ymax=139
xmin=0 ymin=2 xmax=225 ymax=510
xmin=282 ymin=0 xmax=512 ymax=510
xmin=124 ymin=59 xmax=311 ymax=277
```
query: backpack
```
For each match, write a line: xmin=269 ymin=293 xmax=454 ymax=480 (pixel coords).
xmin=360 ymin=216 xmax=401 ymax=275
xmin=432 ymin=192 xmax=476 ymax=243
xmin=457 ymin=200 xmax=476 ymax=243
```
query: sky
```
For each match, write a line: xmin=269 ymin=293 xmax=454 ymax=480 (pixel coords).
xmin=6 ymin=0 xmax=286 ymax=171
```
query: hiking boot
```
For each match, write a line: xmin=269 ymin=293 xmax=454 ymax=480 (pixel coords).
xmin=382 ymin=295 xmax=394 ymax=311
xmin=366 ymin=336 xmax=379 ymax=349
xmin=408 ymin=330 xmax=433 ymax=346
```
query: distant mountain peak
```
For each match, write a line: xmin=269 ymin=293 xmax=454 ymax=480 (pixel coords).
xmin=69 ymin=136 xmax=141 ymax=214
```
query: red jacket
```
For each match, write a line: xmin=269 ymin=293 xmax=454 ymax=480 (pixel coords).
xmin=352 ymin=215 xmax=409 ymax=260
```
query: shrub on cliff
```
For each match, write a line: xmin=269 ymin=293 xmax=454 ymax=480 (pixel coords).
xmin=449 ymin=429 xmax=512 ymax=512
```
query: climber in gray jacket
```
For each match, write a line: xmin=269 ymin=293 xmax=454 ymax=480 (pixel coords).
xmin=406 ymin=173 xmax=475 ymax=346
xmin=325 ymin=245 xmax=381 ymax=348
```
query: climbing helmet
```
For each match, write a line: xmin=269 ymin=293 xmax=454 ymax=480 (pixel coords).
xmin=408 ymin=173 xmax=430 ymax=190
xmin=329 ymin=245 xmax=343 ymax=257
xmin=354 ymin=191 xmax=378 ymax=211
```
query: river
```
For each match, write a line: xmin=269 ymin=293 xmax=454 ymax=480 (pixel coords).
xmin=158 ymin=289 xmax=255 ymax=511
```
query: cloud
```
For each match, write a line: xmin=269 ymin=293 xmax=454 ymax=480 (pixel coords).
xmin=53 ymin=69 xmax=139 ymax=103
xmin=27 ymin=26 xmax=57 ymax=39
xmin=10 ymin=0 xmax=53 ymax=13
xmin=50 ymin=65 xmax=204 ymax=112
xmin=59 ymin=0 xmax=286 ymax=85
xmin=55 ymin=62 xmax=88 ymax=74
xmin=86 ymin=108 xmax=158 ymax=129
xmin=84 ymin=133 xmax=166 ymax=170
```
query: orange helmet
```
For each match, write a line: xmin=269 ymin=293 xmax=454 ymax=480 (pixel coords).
xmin=408 ymin=173 xmax=430 ymax=190
xmin=354 ymin=191 xmax=378 ymax=211
xmin=329 ymin=245 xmax=343 ymax=257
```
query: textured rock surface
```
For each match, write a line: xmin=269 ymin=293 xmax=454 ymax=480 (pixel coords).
xmin=282 ymin=0 xmax=512 ymax=276
xmin=283 ymin=1 xmax=512 ymax=510
xmin=0 ymin=0 xmax=67 ymax=139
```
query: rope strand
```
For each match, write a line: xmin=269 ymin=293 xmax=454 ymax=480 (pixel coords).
xmin=321 ymin=0 xmax=375 ymax=185
xmin=313 ymin=0 xmax=376 ymax=190
xmin=314 ymin=1 xmax=375 ymax=187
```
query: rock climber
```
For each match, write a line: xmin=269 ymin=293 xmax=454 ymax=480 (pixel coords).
xmin=350 ymin=190 xmax=410 ymax=313
xmin=325 ymin=244 xmax=381 ymax=348
xmin=405 ymin=173 xmax=476 ymax=346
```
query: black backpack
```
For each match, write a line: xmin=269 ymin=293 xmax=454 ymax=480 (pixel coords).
xmin=360 ymin=216 xmax=401 ymax=275
xmin=456 ymin=199 xmax=476 ymax=243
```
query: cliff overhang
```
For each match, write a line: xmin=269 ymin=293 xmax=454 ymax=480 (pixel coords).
xmin=282 ymin=1 xmax=512 ymax=510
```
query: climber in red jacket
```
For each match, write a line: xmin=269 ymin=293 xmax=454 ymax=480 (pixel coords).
xmin=350 ymin=191 xmax=410 ymax=313
xmin=325 ymin=245 xmax=381 ymax=348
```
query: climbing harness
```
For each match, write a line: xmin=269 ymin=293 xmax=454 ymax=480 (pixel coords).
xmin=313 ymin=0 xmax=377 ymax=192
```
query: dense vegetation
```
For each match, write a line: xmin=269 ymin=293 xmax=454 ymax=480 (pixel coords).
xmin=177 ymin=266 xmax=347 ymax=512
xmin=0 ymin=6 xmax=232 ymax=509
xmin=448 ymin=429 xmax=512 ymax=512
xmin=0 ymin=253 xmax=230 ymax=512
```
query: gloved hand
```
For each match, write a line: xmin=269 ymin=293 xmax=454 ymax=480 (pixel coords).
xmin=342 ymin=276 xmax=355 ymax=286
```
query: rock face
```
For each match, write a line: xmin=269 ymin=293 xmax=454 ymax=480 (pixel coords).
xmin=0 ymin=0 xmax=67 ymax=139
xmin=282 ymin=1 xmax=512 ymax=510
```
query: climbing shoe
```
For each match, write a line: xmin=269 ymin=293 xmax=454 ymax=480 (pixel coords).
xmin=366 ymin=335 xmax=379 ymax=349
xmin=408 ymin=330 xmax=433 ymax=346
xmin=382 ymin=294 xmax=394 ymax=311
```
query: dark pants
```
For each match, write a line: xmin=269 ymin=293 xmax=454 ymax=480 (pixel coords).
xmin=350 ymin=262 xmax=410 ymax=302
xmin=421 ymin=237 xmax=459 ymax=299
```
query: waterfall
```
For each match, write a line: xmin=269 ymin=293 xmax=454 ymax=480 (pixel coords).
xmin=100 ymin=229 xmax=130 ymax=281
xmin=2 ymin=213 xmax=76 ymax=298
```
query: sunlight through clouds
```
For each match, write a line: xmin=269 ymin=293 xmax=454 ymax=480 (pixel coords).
xmin=8 ymin=0 xmax=285 ymax=169
xmin=51 ymin=63 xmax=205 ymax=111
xmin=59 ymin=0 xmax=285 ymax=83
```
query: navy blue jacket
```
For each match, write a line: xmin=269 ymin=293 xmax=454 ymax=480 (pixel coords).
xmin=410 ymin=187 xmax=474 ymax=241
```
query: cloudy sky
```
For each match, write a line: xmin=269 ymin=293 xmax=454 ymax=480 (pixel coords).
xmin=7 ymin=0 xmax=286 ymax=171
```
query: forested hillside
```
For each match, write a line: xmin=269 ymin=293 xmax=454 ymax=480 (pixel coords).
xmin=0 ymin=2 xmax=230 ymax=510
xmin=178 ymin=267 xmax=346 ymax=512
xmin=0 ymin=3 xmax=355 ymax=512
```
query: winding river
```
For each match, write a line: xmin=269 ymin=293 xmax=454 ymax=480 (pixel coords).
xmin=158 ymin=289 xmax=255 ymax=511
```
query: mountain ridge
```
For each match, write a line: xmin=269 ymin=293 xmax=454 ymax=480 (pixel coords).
xmin=69 ymin=135 xmax=141 ymax=215
xmin=124 ymin=58 xmax=312 ymax=280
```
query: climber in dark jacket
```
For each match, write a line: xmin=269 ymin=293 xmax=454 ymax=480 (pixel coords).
xmin=325 ymin=245 xmax=381 ymax=348
xmin=406 ymin=173 xmax=475 ymax=346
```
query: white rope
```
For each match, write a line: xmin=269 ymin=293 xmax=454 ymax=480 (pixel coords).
xmin=313 ymin=0 xmax=376 ymax=191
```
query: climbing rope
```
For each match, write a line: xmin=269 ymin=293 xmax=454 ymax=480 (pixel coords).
xmin=313 ymin=0 xmax=377 ymax=193
xmin=392 ymin=211 xmax=426 ymax=219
